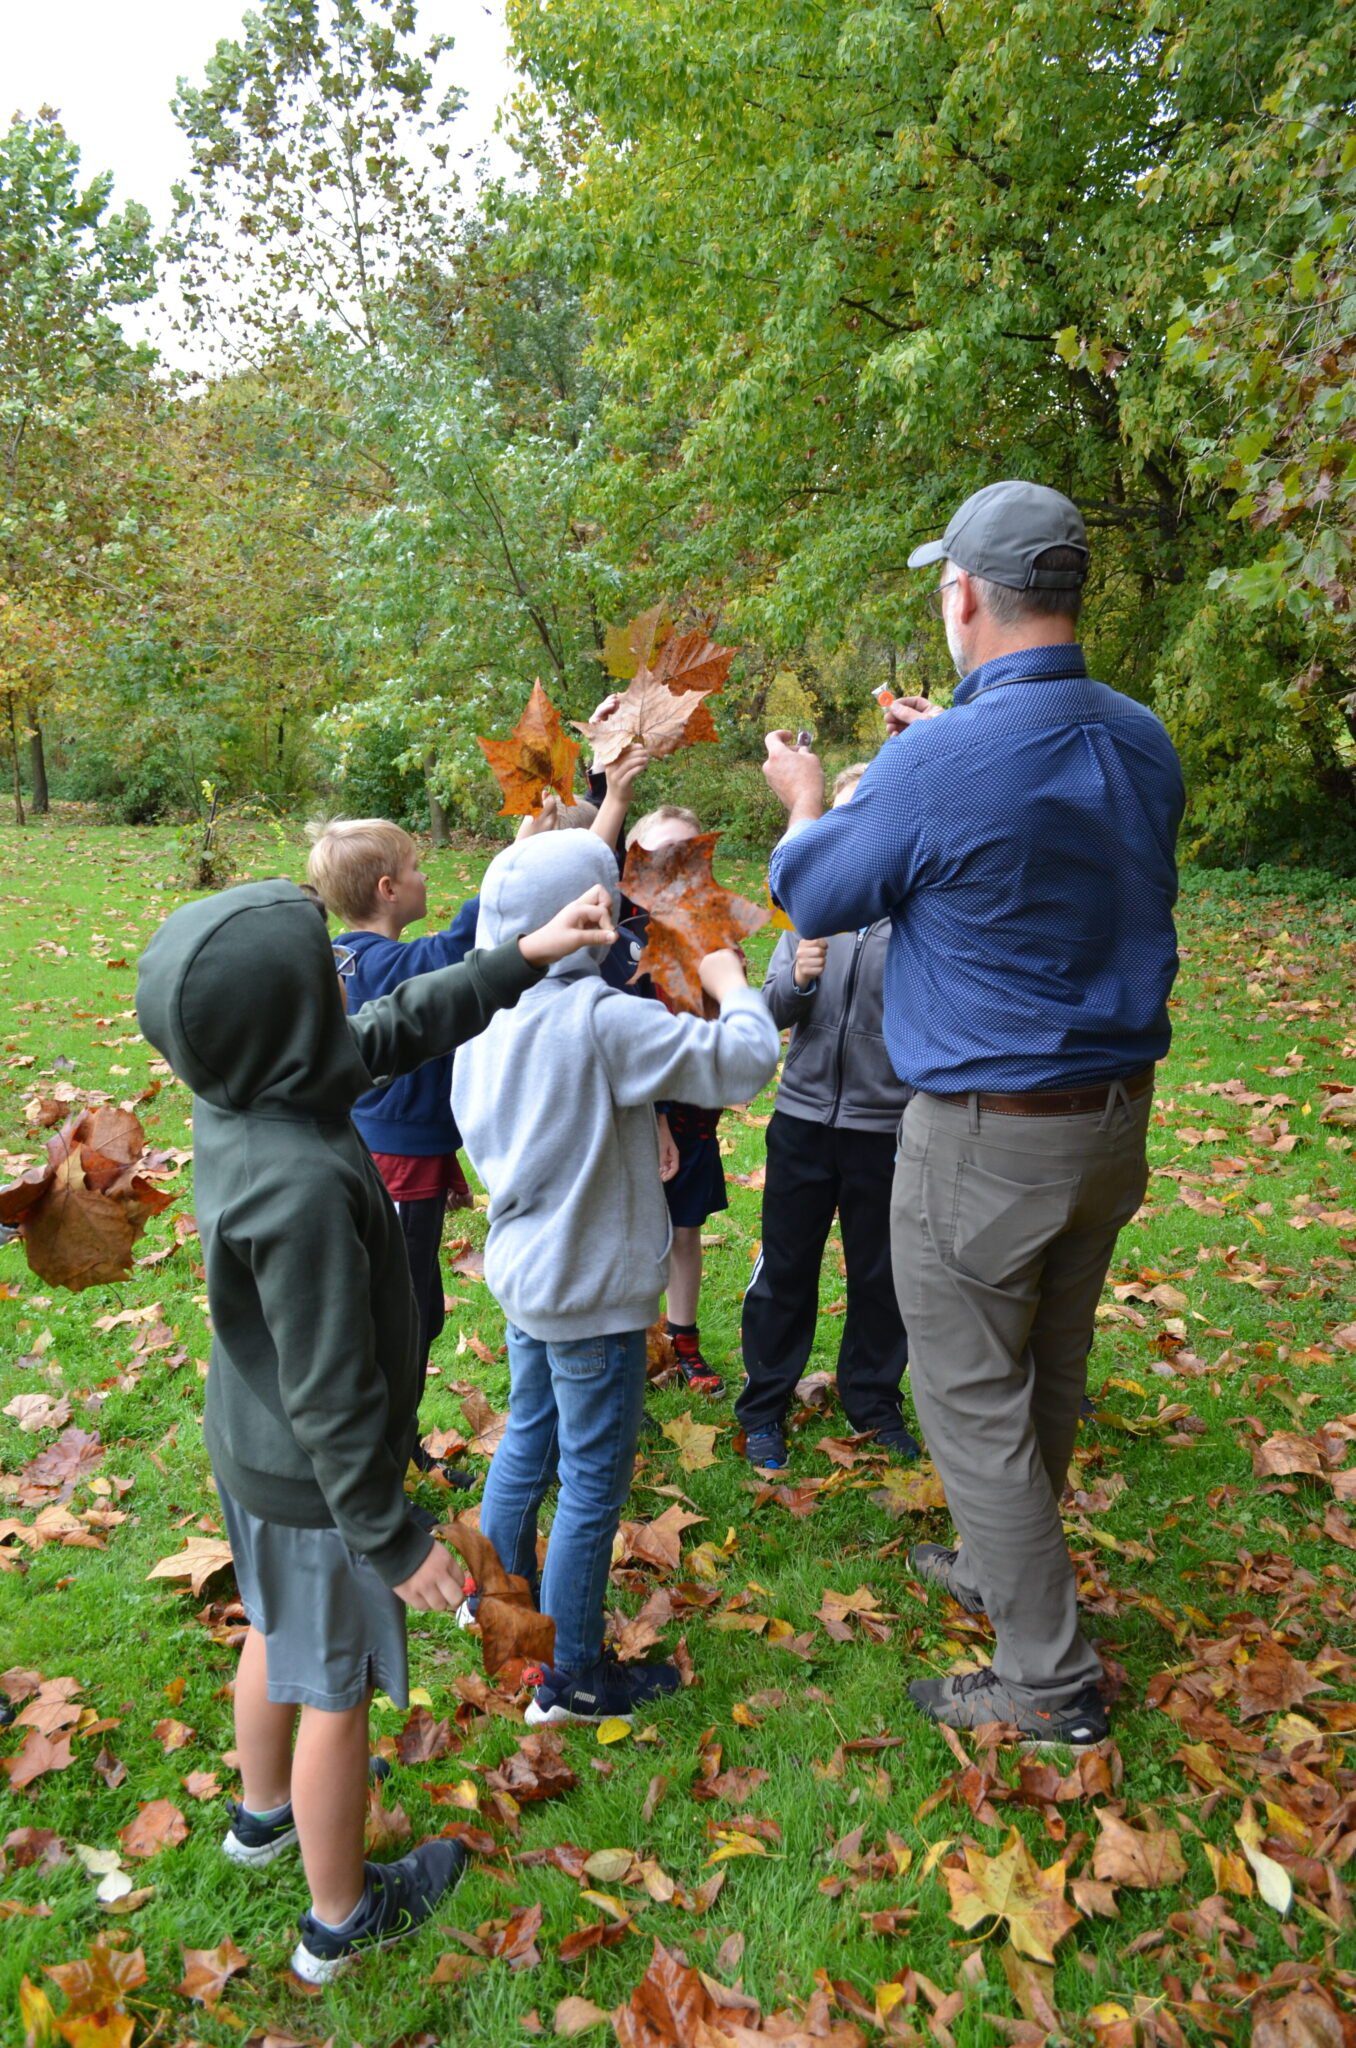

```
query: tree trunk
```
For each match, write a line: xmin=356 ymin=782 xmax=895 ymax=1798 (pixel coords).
xmin=25 ymin=703 xmax=49 ymax=813
xmin=6 ymin=694 xmax=27 ymax=827
xmin=425 ymin=757 xmax=448 ymax=847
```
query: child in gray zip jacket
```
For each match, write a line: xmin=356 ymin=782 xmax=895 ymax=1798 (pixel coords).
xmin=738 ymin=762 xmax=919 ymax=1472
xmin=452 ymin=830 xmax=779 ymax=1725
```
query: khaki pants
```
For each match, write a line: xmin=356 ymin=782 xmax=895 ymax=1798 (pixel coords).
xmin=891 ymin=1084 xmax=1151 ymax=1703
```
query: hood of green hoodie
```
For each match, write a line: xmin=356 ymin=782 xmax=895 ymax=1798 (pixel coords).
xmin=475 ymin=833 xmax=621 ymax=979
xmin=136 ymin=880 xmax=373 ymax=1118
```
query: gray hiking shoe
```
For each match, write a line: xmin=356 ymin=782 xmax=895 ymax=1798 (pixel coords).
xmin=908 ymin=1669 xmax=1107 ymax=1749
xmin=909 ymin=1543 xmax=986 ymax=1614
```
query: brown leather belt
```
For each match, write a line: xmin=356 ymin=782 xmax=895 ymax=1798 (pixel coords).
xmin=930 ymin=1065 xmax=1155 ymax=1118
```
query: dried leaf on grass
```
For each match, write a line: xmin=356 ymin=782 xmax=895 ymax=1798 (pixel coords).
xmin=943 ymin=1826 xmax=1080 ymax=1963
xmin=145 ymin=1535 xmax=234 ymax=1598
xmin=0 ymin=1107 xmax=173 ymax=1291
xmin=177 ymin=1937 xmax=250 ymax=2008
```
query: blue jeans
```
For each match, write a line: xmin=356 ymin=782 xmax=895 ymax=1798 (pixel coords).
xmin=479 ymin=1324 xmax=648 ymax=1674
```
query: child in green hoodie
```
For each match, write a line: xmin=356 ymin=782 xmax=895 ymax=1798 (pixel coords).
xmin=136 ymin=875 xmax=614 ymax=1983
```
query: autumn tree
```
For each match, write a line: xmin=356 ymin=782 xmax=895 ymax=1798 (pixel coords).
xmin=0 ymin=111 xmax=156 ymax=818
xmin=170 ymin=0 xmax=461 ymax=356
xmin=503 ymin=0 xmax=1355 ymax=860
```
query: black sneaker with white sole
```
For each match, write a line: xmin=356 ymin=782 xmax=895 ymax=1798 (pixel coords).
xmin=908 ymin=1669 xmax=1108 ymax=1749
xmin=291 ymin=1839 xmax=468 ymax=1985
xmin=222 ymin=1755 xmax=391 ymax=1868
xmin=524 ymin=1651 xmax=681 ymax=1727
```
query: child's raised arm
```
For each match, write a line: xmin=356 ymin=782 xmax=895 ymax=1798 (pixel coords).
xmin=349 ymin=890 xmax=616 ymax=1085
xmin=589 ymin=948 xmax=779 ymax=1110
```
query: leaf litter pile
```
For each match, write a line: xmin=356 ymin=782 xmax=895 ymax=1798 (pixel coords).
xmin=1 ymin=828 xmax=1355 ymax=2048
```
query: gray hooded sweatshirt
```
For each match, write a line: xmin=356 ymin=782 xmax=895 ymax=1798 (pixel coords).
xmin=452 ymin=832 xmax=780 ymax=1341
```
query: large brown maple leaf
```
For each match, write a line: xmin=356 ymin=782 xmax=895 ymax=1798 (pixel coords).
xmin=478 ymin=680 xmax=581 ymax=817
xmin=579 ymin=667 xmax=719 ymax=771
xmin=622 ymin=832 xmax=768 ymax=1014
xmin=0 ymin=1107 xmax=174 ymax=1293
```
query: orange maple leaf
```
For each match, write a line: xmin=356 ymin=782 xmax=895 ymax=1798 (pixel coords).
xmin=478 ymin=680 xmax=581 ymax=817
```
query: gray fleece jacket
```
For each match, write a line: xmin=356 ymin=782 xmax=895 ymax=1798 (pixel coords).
xmin=452 ymin=833 xmax=780 ymax=1341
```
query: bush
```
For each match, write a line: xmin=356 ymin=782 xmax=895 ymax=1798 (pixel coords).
xmin=314 ymin=717 xmax=428 ymax=832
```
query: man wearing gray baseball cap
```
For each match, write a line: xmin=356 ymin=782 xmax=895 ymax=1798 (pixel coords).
xmin=761 ymin=479 xmax=1185 ymax=1746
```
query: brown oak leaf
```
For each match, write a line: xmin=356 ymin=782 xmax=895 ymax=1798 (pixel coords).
xmin=613 ymin=1939 xmax=718 ymax=2048
xmin=441 ymin=1517 xmax=555 ymax=1676
xmin=2 ymin=1728 xmax=74 ymax=1790
xmin=145 ymin=1535 xmax=234 ymax=1597
xmin=117 ymin=1799 xmax=188 ymax=1860
xmin=0 ymin=1110 xmax=172 ymax=1292
xmin=622 ymin=833 xmax=767 ymax=1015
xmin=478 ymin=681 xmax=580 ymax=818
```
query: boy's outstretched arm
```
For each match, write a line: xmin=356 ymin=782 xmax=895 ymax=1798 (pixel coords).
xmin=589 ymin=948 xmax=780 ymax=1110
xmin=349 ymin=889 xmax=616 ymax=1085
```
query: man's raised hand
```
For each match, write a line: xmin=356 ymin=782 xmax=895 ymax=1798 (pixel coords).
xmin=884 ymin=693 xmax=944 ymax=736
xmin=518 ymin=884 xmax=618 ymax=966
xmin=762 ymin=729 xmax=825 ymax=823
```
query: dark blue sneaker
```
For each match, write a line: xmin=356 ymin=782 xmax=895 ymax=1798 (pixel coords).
xmin=223 ymin=1755 xmax=391 ymax=1868
xmin=877 ymin=1425 xmax=921 ymax=1460
xmin=291 ymin=1839 xmax=468 ymax=1984
xmin=744 ymin=1427 xmax=788 ymax=1471
xmin=524 ymin=1652 xmax=681 ymax=1727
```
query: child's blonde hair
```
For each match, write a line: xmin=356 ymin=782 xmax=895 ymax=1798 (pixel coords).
xmin=306 ymin=818 xmax=417 ymax=926
xmin=833 ymin=762 xmax=868 ymax=802
xmin=625 ymin=803 xmax=701 ymax=852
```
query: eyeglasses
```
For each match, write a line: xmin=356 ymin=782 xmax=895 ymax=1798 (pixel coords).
xmin=925 ymin=578 xmax=958 ymax=620
xmin=333 ymin=944 xmax=357 ymax=979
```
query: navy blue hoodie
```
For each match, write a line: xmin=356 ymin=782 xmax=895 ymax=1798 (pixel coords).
xmin=339 ymin=901 xmax=479 ymax=1155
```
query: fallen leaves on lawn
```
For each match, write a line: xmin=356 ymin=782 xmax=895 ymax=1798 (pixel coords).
xmin=144 ymin=1533 xmax=234 ymax=1597
xmin=117 ymin=1800 xmax=187 ymax=1860
xmin=177 ymin=1937 xmax=250 ymax=2008
xmin=0 ymin=1106 xmax=173 ymax=1290
xmin=943 ymin=1826 xmax=1080 ymax=1963
xmin=1091 ymin=1810 xmax=1187 ymax=1889
xmin=660 ymin=1412 xmax=719 ymax=1472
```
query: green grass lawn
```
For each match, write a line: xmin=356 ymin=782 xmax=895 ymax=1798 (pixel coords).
xmin=1 ymin=814 xmax=1354 ymax=2048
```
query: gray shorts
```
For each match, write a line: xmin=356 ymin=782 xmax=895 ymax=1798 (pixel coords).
xmin=218 ymin=1485 xmax=409 ymax=1712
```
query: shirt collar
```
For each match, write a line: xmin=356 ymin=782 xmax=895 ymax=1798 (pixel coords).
xmin=953 ymin=641 xmax=1088 ymax=706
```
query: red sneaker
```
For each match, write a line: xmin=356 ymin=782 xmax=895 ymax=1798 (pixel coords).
xmin=670 ymin=1329 xmax=724 ymax=1398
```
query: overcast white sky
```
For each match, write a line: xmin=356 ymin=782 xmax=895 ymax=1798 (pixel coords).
xmin=6 ymin=0 xmax=521 ymax=355
xmin=6 ymin=0 xmax=519 ymax=223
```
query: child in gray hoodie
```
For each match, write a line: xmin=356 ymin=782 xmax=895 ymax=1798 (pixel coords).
xmin=452 ymin=831 xmax=780 ymax=1724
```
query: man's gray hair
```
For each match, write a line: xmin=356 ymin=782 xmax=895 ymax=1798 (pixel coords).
xmin=966 ymin=545 xmax=1086 ymax=626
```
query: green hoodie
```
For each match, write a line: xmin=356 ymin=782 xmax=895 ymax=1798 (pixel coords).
xmin=136 ymin=880 xmax=541 ymax=1588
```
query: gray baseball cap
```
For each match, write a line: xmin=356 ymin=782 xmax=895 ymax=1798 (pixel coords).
xmin=907 ymin=480 xmax=1089 ymax=590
